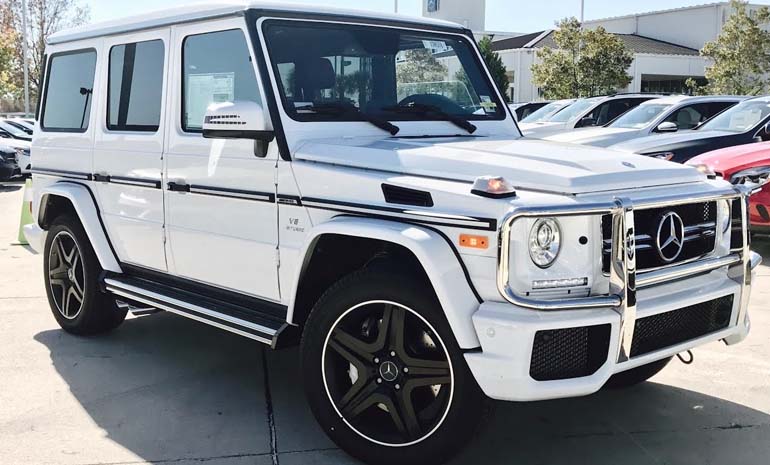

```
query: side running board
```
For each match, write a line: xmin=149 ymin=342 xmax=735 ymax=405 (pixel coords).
xmin=104 ymin=275 xmax=294 ymax=348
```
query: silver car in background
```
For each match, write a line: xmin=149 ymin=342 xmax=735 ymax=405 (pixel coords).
xmin=544 ymin=95 xmax=746 ymax=147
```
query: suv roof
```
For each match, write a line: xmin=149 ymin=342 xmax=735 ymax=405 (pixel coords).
xmin=49 ymin=1 xmax=464 ymax=45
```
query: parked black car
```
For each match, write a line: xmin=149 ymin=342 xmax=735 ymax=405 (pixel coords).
xmin=0 ymin=146 xmax=19 ymax=181
xmin=611 ymin=96 xmax=770 ymax=163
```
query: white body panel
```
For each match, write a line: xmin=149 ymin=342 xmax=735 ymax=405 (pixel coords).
xmin=163 ymin=18 xmax=280 ymax=301
xmin=92 ymin=29 xmax=169 ymax=271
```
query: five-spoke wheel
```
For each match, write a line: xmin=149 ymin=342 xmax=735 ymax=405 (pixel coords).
xmin=302 ymin=269 xmax=483 ymax=465
xmin=43 ymin=214 xmax=126 ymax=335
xmin=48 ymin=231 xmax=86 ymax=319
xmin=322 ymin=301 xmax=453 ymax=446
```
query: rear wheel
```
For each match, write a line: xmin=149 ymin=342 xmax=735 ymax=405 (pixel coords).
xmin=301 ymin=269 xmax=483 ymax=465
xmin=43 ymin=215 xmax=126 ymax=335
xmin=604 ymin=356 xmax=672 ymax=388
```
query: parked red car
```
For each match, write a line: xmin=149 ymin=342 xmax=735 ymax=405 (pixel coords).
xmin=688 ymin=142 xmax=770 ymax=234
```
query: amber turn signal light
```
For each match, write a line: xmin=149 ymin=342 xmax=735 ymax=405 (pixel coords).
xmin=459 ymin=234 xmax=489 ymax=249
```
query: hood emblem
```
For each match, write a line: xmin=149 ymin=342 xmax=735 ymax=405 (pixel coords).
xmin=656 ymin=212 xmax=685 ymax=262
xmin=622 ymin=161 xmax=636 ymax=169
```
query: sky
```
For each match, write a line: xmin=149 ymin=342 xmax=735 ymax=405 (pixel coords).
xmin=86 ymin=0 xmax=770 ymax=33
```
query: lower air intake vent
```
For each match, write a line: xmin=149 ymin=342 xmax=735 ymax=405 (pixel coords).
xmin=530 ymin=324 xmax=611 ymax=381
xmin=630 ymin=295 xmax=734 ymax=358
xmin=381 ymin=184 xmax=433 ymax=207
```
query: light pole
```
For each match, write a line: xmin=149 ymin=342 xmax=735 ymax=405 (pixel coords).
xmin=394 ymin=0 xmax=398 ymax=13
xmin=21 ymin=0 xmax=31 ymax=116
xmin=580 ymin=0 xmax=585 ymax=23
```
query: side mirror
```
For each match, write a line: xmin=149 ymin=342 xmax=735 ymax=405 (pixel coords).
xmin=656 ymin=121 xmax=678 ymax=133
xmin=202 ymin=101 xmax=274 ymax=142
xmin=763 ymin=122 xmax=770 ymax=137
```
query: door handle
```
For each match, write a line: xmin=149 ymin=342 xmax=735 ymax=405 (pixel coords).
xmin=93 ymin=172 xmax=110 ymax=183
xmin=167 ymin=181 xmax=190 ymax=193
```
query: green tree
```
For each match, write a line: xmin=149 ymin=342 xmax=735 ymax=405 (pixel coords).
xmin=531 ymin=18 xmax=633 ymax=99
xmin=690 ymin=0 xmax=770 ymax=95
xmin=477 ymin=36 xmax=510 ymax=102
xmin=0 ymin=27 xmax=19 ymax=102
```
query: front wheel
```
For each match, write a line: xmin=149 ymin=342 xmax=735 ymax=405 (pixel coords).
xmin=301 ymin=269 xmax=484 ymax=465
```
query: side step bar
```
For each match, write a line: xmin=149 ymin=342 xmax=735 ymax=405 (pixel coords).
xmin=104 ymin=276 xmax=293 ymax=348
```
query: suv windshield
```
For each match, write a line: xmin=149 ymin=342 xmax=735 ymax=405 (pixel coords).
xmin=699 ymin=99 xmax=770 ymax=133
xmin=263 ymin=20 xmax=505 ymax=124
xmin=520 ymin=101 xmax=570 ymax=123
xmin=545 ymin=98 xmax=599 ymax=123
xmin=609 ymin=103 xmax=670 ymax=129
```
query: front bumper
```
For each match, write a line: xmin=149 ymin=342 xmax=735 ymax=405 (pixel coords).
xmin=465 ymin=259 xmax=759 ymax=401
xmin=466 ymin=184 xmax=760 ymax=402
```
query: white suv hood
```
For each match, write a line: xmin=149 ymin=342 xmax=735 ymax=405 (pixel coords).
xmin=294 ymin=136 xmax=704 ymax=195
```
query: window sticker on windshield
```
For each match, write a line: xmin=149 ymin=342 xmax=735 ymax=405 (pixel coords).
xmin=479 ymin=96 xmax=497 ymax=113
xmin=187 ymin=72 xmax=235 ymax=127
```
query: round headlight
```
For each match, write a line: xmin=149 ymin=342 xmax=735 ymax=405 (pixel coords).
xmin=529 ymin=218 xmax=561 ymax=268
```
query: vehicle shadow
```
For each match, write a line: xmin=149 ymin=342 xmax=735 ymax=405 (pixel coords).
xmin=32 ymin=313 xmax=770 ymax=465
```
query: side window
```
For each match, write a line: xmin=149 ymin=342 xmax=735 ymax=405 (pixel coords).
xmin=42 ymin=49 xmax=97 ymax=131
xmin=579 ymin=102 xmax=611 ymax=127
xmin=605 ymin=99 xmax=636 ymax=124
xmin=665 ymin=104 xmax=709 ymax=130
xmin=182 ymin=29 xmax=261 ymax=132
xmin=108 ymin=39 xmax=165 ymax=132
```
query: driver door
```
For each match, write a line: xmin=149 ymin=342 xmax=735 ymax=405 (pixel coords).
xmin=163 ymin=18 xmax=280 ymax=302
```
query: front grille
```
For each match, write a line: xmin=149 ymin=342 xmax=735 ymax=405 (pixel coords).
xmin=530 ymin=324 xmax=611 ymax=381
xmin=630 ymin=295 xmax=734 ymax=358
xmin=603 ymin=202 xmax=717 ymax=272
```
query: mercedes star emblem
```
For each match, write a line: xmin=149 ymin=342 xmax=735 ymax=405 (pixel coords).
xmin=379 ymin=361 xmax=399 ymax=382
xmin=656 ymin=211 xmax=685 ymax=262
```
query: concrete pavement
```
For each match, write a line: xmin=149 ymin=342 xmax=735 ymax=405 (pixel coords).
xmin=1 ymin=180 xmax=769 ymax=465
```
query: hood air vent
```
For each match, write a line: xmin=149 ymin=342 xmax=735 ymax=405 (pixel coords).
xmin=381 ymin=184 xmax=434 ymax=207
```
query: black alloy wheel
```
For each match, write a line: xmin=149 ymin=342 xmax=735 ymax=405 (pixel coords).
xmin=322 ymin=300 xmax=453 ymax=446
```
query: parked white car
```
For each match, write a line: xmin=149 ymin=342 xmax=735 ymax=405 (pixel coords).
xmin=24 ymin=4 xmax=763 ymax=464
xmin=544 ymin=95 xmax=745 ymax=147
xmin=519 ymin=94 xmax=665 ymax=138
xmin=517 ymin=98 xmax=576 ymax=124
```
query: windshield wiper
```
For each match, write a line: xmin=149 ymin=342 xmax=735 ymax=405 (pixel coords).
xmin=297 ymin=102 xmax=400 ymax=135
xmin=381 ymin=103 xmax=477 ymax=134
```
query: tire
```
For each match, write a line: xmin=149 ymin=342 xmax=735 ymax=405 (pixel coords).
xmin=43 ymin=214 xmax=127 ymax=335
xmin=604 ymin=356 xmax=672 ymax=389
xmin=301 ymin=269 xmax=484 ymax=465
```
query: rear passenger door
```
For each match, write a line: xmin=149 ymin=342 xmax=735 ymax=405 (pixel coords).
xmin=93 ymin=30 xmax=169 ymax=271
xmin=163 ymin=19 xmax=280 ymax=302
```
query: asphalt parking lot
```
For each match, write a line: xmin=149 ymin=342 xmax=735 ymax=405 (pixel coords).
xmin=1 ymin=179 xmax=769 ymax=465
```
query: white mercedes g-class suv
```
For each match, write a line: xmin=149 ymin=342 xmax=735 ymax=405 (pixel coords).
xmin=24 ymin=3 xmax=764 ymax=464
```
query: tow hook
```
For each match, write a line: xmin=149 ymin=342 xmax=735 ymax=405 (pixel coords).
xmin=676 ymin=350 xmax=694 ymax=365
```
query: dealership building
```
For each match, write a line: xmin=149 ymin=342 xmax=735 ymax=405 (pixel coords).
xmin=424 ymin=1 xmax=767 ymax=102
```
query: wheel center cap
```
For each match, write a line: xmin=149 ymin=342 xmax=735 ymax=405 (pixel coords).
xmin=378 ymin=361 xmax=399 ymax=382
xmin=67 ymin=268 xmax=75 ymax=282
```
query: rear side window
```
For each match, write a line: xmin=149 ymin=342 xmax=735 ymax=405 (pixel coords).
xmin=108 ymin=40 xmax=165 ymax=132
xmin=42 ymin=49 xmax=97 ymax=131
xmin=181 ymin=29 xmax=261 ymax=132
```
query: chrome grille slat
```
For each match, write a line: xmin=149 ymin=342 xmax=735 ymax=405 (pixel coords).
xmin=602 ymin=202 xmax=718 ymax=272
